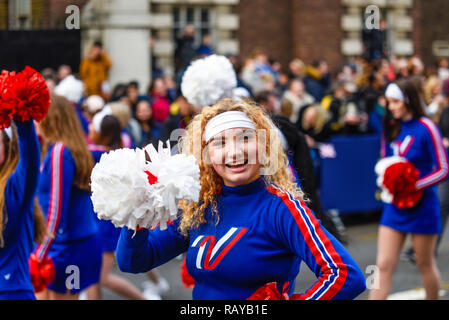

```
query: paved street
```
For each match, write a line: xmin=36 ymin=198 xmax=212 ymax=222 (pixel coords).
xmin=101 ymin=212 xmax=449 ymax=300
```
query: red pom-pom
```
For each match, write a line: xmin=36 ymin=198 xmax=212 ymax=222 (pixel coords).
xmin=180 ymin=256 xmax=195 ymax=289
xmin=383 ymin=161 xmax=423 ymax=209
xmin=0 ymin=66 xmax=50 ymax=129
xmin=29 ymin=253 xmax=55 ymax=293
xmin=0 ymin=70 xmax=17 ymax=129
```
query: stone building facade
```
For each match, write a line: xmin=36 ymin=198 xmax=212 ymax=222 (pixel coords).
xmin=1 ymin=0 xmax=448 ymax=84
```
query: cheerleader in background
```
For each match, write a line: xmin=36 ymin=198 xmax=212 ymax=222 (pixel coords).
xmin=369 ymin=78 xmax=449 ymax=300
xmin=107 ymin=101 xmax=136 ymax=149
xmin=115 ymin=99 xmax=366 ymax=300
xmin=33 ymin=94 xmax=102 ymax=300
xmin=85 ymin=111 xmax=147 ymax=300
xmin=0 ymin=122 xmax=48 ymax=300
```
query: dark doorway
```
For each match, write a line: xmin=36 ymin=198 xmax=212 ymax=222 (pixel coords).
xmin=0 ymin=30 xmax=81 ymax=73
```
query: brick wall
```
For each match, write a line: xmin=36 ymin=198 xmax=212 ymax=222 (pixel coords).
xmin=291 ymin=0 xmax=344 ymax=74
xmin=412 ymin=0 xmax=449 ymax=70
xmin=237 ymin=0 xmax=345 ymax=74
xmin=237 ymin=0 xmax=293 ymax=70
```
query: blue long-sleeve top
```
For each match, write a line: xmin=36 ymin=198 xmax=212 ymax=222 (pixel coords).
xmin=34 ymin=142 xmax=98 ymax=260
xmin=116 ymin=178 xmax=366 ymax=300
xmin=0 ymin=120 xmax=40 ymax=292
xmin=381 ymin=117 xmax=449 ymax=191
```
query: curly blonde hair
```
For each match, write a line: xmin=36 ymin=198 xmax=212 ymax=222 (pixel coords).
xmin=177 ymin=98 xmax=304 ymax=236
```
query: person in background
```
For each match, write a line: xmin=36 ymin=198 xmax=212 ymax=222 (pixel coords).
xmin=196 ymin=34 xmax=214 ymax=57
xmin=85 ymin=113 xmax=147 ymax=300
xmin=282 ymin=78 xmax=315 ymax=124
xmin=108 ymin=101 xmax=136 ymax=149
xmin=148 ymin=78 xmax=171 ymax=125
xmin=164 ymin=76 xmax=179 ymax=103
xmin=424 ymin=76 xmax=446 ymax=122
xmin=134 ymin=99 xmax=161 ymax=148
xmin=369 ymin=79 xmax=448 ymax=300
xmin=288 ymin=58 xmax=305 ymax=81
xmin=160 ymin=93 xmax=200 ymax=145
xmin=126 ymin=81 xmax=148 ymax=117
xmin=80 ymin=41 xmax=112 ymax=98
xmin=437 ymin=58 xmax=449 ymax=83
xmin=303 ymin=59 xmax=331 ymax=102
xmin=81 ymin=95 xmax=105 ymax=123
xmin=435 ymin=93 xmax=449 ymax=255
xmin=174 ymin=24 xmax=197 ymax=84
xmin=41 ymin=68 xmax=57 ymax=94
xmin=34 ymin=94 xmax=102 ymax=300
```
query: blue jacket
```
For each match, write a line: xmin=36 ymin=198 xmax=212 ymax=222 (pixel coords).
xmin=0 ymin=121 xmax=40 ymax=293
xmin=35 ymin=143 xmax=98 ymax=260
xmin=116 ymin=178 xmax=366 ymax=300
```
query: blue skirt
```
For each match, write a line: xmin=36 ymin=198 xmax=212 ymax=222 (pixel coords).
xmin=380 ymin=187 xmax=442 ymax=234
xmin=47 ymin=234 xmax=102 ymax=294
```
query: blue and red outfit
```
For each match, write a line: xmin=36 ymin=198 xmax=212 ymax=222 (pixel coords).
xmin=35 ymin=142 xmax=102 ymax=294
xmin=116 ymin=178 xmax=366 ymax=300
xmin=0 ymin=121 xmax=40 ymax=300
xmin=381 ymin=117 xmax=449 ymax=234
xmin=90 ymin=145 xmax=122 ymax=253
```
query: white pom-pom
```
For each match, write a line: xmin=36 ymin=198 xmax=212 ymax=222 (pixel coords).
xmin=90 ymin=142 xmax=201 ymax=232
xmin=374 ymin=156 xmax=407 ymax=204
xmin=181 ymin=54 xmax=237 ymax=107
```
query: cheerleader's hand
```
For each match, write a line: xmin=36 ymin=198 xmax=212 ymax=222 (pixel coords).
xmin=90 ymin=141 xmax=200 ymax=233
xmin=28 ymin=253 xmax=55 ymax=293
xmin=375 ymin=156 xmax=423 ymax=209
xmin=247 ymin=282 xmax=300 ymax=300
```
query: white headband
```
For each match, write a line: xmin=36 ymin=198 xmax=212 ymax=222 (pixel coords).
xmin=3 ymin=127 xmax=12 ymax=140
xmin=92 ymin=105 xmax=112 ymax=133
xmin=385 ymin=83 xmax=409 ymax=104
xmin=204 ymin=111 xmax=256 ymax=142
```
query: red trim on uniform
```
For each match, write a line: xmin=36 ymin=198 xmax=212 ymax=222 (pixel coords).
xmin=266 ymin=185 xmax=348 ymax=300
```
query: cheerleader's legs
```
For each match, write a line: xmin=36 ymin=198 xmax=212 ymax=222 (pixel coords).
xmin=369 ymin=226 xmax=406 ymax=300
xmin=412 ymin=234 xmax=440 ymax=300
xmin=36 ymin=288 xmax=79 ymax=300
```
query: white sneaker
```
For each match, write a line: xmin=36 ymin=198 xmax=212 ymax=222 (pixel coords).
xmin=143 ymin=288 xmax=162 ymax=300
xmin=78 ymin=291 xmax=88 ymax=300
xmin=156 ymin=277 xmax=170 ymax=294
xmin=142 ymin=280 xmax=162 ymax=300
xmin=142 ymin=277 xmax=170 ymax=296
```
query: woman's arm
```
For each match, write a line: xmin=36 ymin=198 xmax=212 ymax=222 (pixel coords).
xmin=34 ymin=144 xmax=74 ymax=260
xmin=6 ymin=120 xmax=40 ymax=211
xmin=416 ymin=118 xmax=449 ymax=190
xmin=268 ymin=186 xmax=366 ymax=300
xmin=116 ymin=220 xmax=189 ymax=274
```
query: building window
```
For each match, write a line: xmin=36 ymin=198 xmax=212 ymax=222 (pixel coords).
xmin=172 ymin=5 xmax=214 ymax=47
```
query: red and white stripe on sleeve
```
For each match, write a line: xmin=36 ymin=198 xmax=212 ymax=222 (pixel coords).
xmin=267 ymin=185 xmax=348 ymax=300
xmin=35 ymin=143 xmax=65 ymax=260
xmin=416 ymin=118 xmax=449 ymax=190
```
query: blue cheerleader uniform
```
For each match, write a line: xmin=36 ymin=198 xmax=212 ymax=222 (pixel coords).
xmin=89 ymin=145 xmax=121 ymax=253
xmin=380 ymin=117 xmax=449 ymax=234
xmin=116 ymin=177 xmax=366 ymax=300
xmin=35 ymin=143 xmax=102 ymax=294
xmin=0 ymin=121 xmax=40 ymax=300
